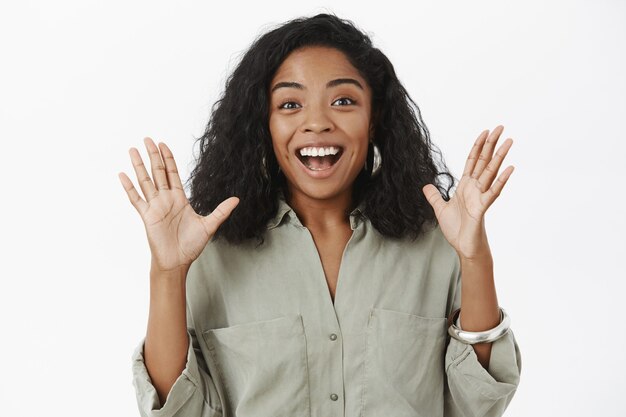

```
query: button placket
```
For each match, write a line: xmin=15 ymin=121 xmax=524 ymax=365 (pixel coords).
xmin=328 ymin=332 xmax=341 ymax=403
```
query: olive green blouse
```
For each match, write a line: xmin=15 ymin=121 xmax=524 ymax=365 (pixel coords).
xmin=131 ymin=192 xmax=522 ymax=417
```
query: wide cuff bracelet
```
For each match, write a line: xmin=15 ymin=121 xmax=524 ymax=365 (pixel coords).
xmin=447 ymin=307 xmax=511 ymax=344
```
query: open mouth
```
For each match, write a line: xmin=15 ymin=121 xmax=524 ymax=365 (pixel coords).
xmin=296 ymin=146 xmax=344 ymax=171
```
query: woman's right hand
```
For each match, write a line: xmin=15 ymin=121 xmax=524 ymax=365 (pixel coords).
xmin=118 ymin=137 xmax=239 ymax=274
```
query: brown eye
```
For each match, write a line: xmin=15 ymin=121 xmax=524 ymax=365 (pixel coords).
xmin=332 ymin=97 xmax=356 ymax=106
xmin=279 ymin=101 xmax=301 ymax=110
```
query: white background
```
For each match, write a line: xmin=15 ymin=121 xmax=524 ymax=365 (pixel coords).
xmin=1 ymin=1 xmax=624 ymax=416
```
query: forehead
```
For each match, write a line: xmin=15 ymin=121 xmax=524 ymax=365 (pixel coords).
xmin=271 ymin=46 xmax=366 ymax=87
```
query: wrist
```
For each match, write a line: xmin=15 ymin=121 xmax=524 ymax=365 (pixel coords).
xmin=150 ymin=262 xmax=189 ymax=284
xmin=458 ymin=251 xmax=493 ymax=264
xmin=149 ymin=268 xmax=187 ymax=303
xmin=150 ymin=257 xmax=190 ymax=273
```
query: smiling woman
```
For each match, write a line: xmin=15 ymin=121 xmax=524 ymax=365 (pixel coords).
xmin=121 ymin=12 xmax=521 ymax=417
xmin=181 ymin=14 xmax=458 ymax=246
xmin=269 ymin=46 xmax=373 ymax=196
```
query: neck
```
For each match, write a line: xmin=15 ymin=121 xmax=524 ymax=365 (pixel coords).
xmin=285 ymin=186 xmax=354 ymax=232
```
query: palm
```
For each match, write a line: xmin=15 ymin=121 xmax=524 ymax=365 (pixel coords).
xmin=119 ymin=137 xmax=239 ymax=273
xmin=422 ymin=126 xmax=515 ymax=259
xmin=142 ymin=188 xmax=213 ymax=271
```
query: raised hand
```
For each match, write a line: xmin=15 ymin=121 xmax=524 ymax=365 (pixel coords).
xmin=421 ymin=125 xmax=514 ymax=260
xmin=118 ymin=137 xmax=239 ymax=273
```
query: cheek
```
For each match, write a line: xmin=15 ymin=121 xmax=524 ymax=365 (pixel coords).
xmin=269 ymin=115 xmax=292 ymax=140
xmin=342 ymin=113 xmax=371 ymax=150
xmin=341 ymin=108 xmax=370 ymax=132
xmin=269 ymin=116 xmax=294 ymax=160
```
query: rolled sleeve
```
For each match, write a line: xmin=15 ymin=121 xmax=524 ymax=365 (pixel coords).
xmin=131 ymin=330 xmax=222 ymax=417
xmin=444 ymin=328 xmax=522 ymax=417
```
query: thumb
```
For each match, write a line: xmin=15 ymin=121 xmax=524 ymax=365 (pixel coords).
xmin=422 ymin=184 xmax=445 ymax=213
xmin=202 ymin=196 xmax=240 ymax=235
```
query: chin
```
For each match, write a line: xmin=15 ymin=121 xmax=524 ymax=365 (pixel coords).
xmin=287 ymin=175 xmax=355 ymax=202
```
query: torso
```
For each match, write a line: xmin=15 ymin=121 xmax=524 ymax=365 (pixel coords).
xmin=308 ymin=224 xmax=353 ymax=304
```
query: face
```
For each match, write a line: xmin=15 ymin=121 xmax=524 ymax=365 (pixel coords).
xmin=268 ymin=46 xmax=373 ymax=203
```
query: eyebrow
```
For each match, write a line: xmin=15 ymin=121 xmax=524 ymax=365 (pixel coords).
xmin=270 ymin=78 xmax=363 ymax=93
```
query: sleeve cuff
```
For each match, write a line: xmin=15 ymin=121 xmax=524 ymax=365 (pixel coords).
xmin=445 ymin=328 xmax=522 ymax=401
xmin=131 ymin=331 xmax=199 ymax=417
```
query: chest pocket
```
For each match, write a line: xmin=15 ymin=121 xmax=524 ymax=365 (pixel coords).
xmin=362 ymin=307 xmax=448 ymax=417
xmin=202 ymin=313 xmax=311 ymax=417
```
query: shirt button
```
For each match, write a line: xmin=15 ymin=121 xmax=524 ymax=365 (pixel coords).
xmin=329 ymin=333 xmax=338 ymax=341
xmin=330 ymin=393 xmax=339 ymax=401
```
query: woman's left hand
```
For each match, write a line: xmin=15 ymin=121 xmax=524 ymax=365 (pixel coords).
xmin=422 ymin=125 xmax=515 ymax=260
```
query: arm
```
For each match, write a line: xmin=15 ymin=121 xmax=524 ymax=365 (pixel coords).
xmin=421 ymin=126 xmax=521 ymax=416
xmin=443 ymin=260 xmax=522 ymax=417
xmin=120 ymin=137 xmax=239 ymax=416
xmin=131 ymin=261 xmax=223 ymax=417
xmin=144 ymin=263 xmax=190 ymax=405
xmin=458 ymin=254 xmax=500 ymax=369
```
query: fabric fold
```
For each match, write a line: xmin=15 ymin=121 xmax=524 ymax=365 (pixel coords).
xmin=444 ymin=329 xmax=522 ymax=417
xmin=131 ymin=331 xmax=222 ymax=417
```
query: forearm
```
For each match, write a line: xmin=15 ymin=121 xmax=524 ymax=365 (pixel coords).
xmin=144 ymin=263 xmax=190 ymax=406
xmin=459 ymin=254 xmax=500 ymax=369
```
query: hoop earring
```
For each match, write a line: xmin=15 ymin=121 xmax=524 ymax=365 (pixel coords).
xmin=261 ymin=155 xmax=281 ymax=181
xmin=261 ymin=155 xmax=270 ymax=181
xmin=364 ymin=140 xmax=382 ymax=178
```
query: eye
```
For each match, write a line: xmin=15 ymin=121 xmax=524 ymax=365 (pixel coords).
xmin=278 ymin=101 xmax=301 ymax=110
xmin=332 ymin=97 xmax=356 ymax=106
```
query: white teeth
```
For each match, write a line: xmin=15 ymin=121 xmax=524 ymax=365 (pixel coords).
xmin=298 ymin=146 xmax=341 ymax=157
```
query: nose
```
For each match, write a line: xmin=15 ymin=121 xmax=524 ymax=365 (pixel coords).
xmin=300 ymin=103 xmax=334 ymax=134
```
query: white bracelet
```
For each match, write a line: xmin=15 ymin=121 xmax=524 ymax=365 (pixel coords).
xmin=447 ymin=307 xmax=511 ymax=344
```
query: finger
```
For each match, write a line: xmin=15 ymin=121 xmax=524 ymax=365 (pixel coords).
xmin=462 ymin=129 xmax=489 ymax=177
xmin=471 ymin=125 xmax=504 ymax=179
xmin=118 ymin=172 xmax=149 ymax=216
xmin=477 ymin=138 xmax=513 ymax=192
xmin=129 ymin=146 xmax=158 ymax=202
xmin=202 ymin=197 xmax=240 ymax=236
xmin=158 ymin=142 xmax=185 ymax=191
xmin=483 ymin=165 xmax=514 ymax=208
xmin=422 ymin=184 xmax=446 ymax=218
xmin=144 ymin=137 xmax=170 ymax=191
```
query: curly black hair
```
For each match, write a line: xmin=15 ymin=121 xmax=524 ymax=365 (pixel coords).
xmin=185 ymin=12 xmax=456 ymax=246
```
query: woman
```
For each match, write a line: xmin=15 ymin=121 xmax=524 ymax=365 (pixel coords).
xmin=120 ymin=13 xmax=521 ymax=417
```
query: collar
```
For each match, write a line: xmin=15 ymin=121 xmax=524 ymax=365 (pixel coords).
xmin=266 ymin=190 xmax=366 ymax=231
